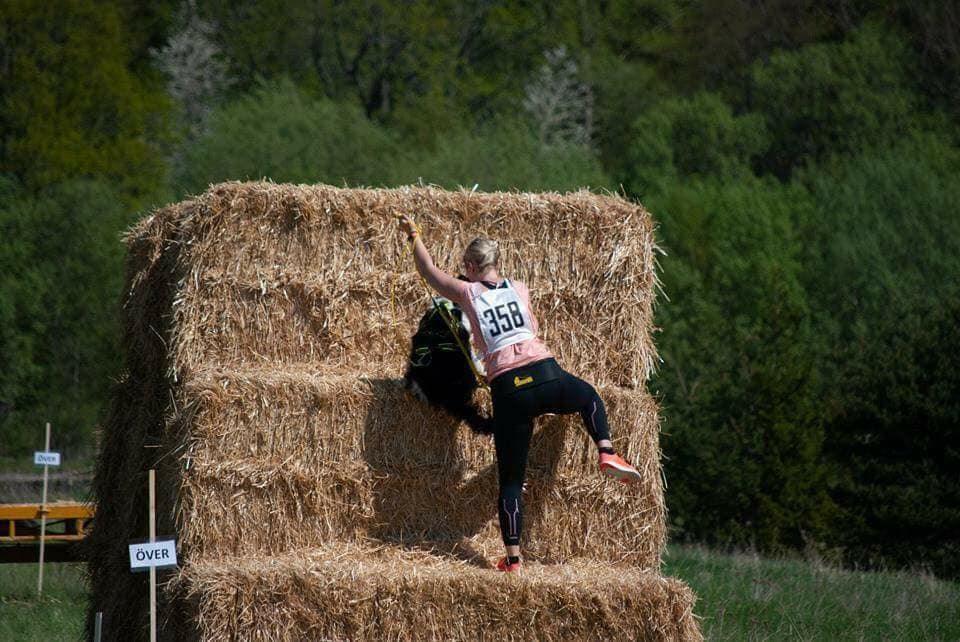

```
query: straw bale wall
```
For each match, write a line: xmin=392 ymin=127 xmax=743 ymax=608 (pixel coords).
xmin=146 ymin=182 xmax=658 ymax=386
xmin=86 ymin=182 xmax=699 ymax=641
xmin=165 ymin=544 xmax=700 ymax=641
xmin=173 ymin=369 xmax=664 ymax=564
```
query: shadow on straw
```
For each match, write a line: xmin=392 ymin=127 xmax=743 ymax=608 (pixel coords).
xmin=361 ymin=378 xmax=567 ymax=567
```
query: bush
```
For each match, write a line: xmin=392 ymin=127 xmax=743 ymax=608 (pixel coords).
xmin=176 ymin=79 xmax=399 ymax=194
xmin=0 ymin=179 xmax=135 ymax=457
xmin=649 ymin=175 xmax=833 ymax=550
xmin=750 ymin=24 xmax=920 ymax=177
xmin=799 ymin=135 xmax=960 ymax=577
xmin=626 ymin=92 xmax=767 ymax=196
xmin=396 ymin=118 xmax=613 ymax=193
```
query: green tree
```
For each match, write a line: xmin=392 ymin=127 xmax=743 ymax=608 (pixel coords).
xmin=889 ymin=0 xmax=960 ymax=116
xmin=625 ymin=91 xmax=767 ymax=196
xmin=176 ymin=79 xmax=399 ymax=193
xmin=197 ymin=0 xmax=528 ymax=134
xmin=196 ymin=0 xmax=687 ymax=141
xmin=750 ymin=24 xmax=921 ymax=177
xmin=0 ymin=179 xmax=135 ymax=457
xmin=828 ymin=290 xmax=960 ymax=578
xmin=0 ymin=0 xmax=168 ymax=193
xmin=0 ymin=177 xmax=46 ymax=452
xmin=799 ymin=135 xmax=960 ymax=577
xmin=666 ymin=0 xmax=852 ymax=92
xmin=587 ymin=55 xmax=665 ymax=179
xmin=177 ymin=79 xmax=610 ymax=195
xmin=649 ymin=175 xmax=833 ymax=550
xmin=397 ymin=118 xmax=612 ymax=192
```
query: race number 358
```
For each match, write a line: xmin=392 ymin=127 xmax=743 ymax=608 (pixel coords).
xmin=482 ymin=302 xmax=525 ymax=337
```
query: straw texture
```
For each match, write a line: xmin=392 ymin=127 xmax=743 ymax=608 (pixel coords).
xmin=165 ymin=543 xmax=702 ymax=641
xmin=174 ymin=369 xmax=665 ymax=564
xmin=137 ymin=181 xmax=659 ymax=387
xmin=85 ymin=182 xmax=699 ymax=641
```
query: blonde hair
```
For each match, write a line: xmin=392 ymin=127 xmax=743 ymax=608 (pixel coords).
xmin=463 ymin=237 xmax=500 ymax=270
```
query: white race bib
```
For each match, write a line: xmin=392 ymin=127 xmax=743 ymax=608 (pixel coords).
xmin=473 ymin=281 xmax=534 ymax=355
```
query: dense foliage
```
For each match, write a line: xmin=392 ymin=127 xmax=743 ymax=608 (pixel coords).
xmin=1 ymin=0 xmax=957 ymax=577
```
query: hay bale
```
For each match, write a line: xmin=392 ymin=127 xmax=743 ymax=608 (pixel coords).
xmin=174 ymin=369 xmax=664 ymax=564
xmin=164 ymin=543 xmax=702 ymax=642
xmin=86 ymin=182 xmax=699 ymax=641
xmin=134 ymin=181 xmax=659 ymax=387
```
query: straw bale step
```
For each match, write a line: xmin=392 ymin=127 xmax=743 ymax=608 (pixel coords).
xmin=179 ymin=456 xmax=662 ymax=566
xmin=147 ymin=182 xmax=658 ymax=387
xmin=173 ymin=369 xmax=664 ymax=566
xmin=180 ymin=367 xmax=660 ymax=475
xmin=167 ymin=544 xmax=702 ymax=641
xmin=173 ymin=270 xmax=642 ymax=387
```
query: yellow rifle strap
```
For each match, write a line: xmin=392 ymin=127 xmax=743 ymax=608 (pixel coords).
xmin=399 ymin=223 xmax=488 ymax=390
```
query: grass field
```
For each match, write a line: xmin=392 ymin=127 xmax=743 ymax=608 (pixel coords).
xmin=663 ymin=546 xmax=960 ymax=640
xmin=0 ymin=563 xmax=86 ymax=641
xmin=1 ymin=547 xmax=957 ymax=640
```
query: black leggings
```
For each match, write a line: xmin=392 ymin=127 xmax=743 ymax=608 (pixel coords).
xmin=491 ymin=358 xmax=610 ymax=547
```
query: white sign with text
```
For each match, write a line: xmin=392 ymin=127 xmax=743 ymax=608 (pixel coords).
xmin=34 ymin=451 xmax=61 ymax=466
xmin=128 ymin=540 xmax=178 ymax=571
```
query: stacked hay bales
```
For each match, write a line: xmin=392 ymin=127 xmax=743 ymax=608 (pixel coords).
xmin=86 ymin=182 xmax=701 ymax=640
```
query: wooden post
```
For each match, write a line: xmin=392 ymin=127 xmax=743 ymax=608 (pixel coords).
xmin=149 ymin=469 xmax=157 ymax=642
xmin=37 ymin=421 xmax=51 ymax=596
xmin=94 ymin=611 xmax=103 ymax=642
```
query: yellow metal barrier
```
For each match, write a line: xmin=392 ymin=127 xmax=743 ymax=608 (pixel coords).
xmin=0 ymin=501 xmax=94 ymax=543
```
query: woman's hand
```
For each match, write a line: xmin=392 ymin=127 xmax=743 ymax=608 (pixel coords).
xmin=395 ymin=212 xmax=464 ymax=303
xmin=396 ymin=213 xmax=418 ymax=239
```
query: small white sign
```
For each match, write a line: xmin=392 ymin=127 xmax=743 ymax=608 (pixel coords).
xmin=34 ymin=451 xmax=61 ymax=466
xmin=129 ymin=540 xmax=178 ymax=571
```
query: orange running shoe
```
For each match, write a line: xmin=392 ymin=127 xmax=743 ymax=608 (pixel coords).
xmin=496 ymin=557 xmax=522 ymax=573
xmin=599 ymin=452 xmax=642 ymax=484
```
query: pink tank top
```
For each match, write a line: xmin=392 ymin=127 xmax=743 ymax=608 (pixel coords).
xmin=451 ymin=279 xmax=553 ymax=383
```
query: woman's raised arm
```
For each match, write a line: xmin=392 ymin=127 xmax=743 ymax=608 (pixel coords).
xmin=397 ymin=214 xmax=466 ymax=303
